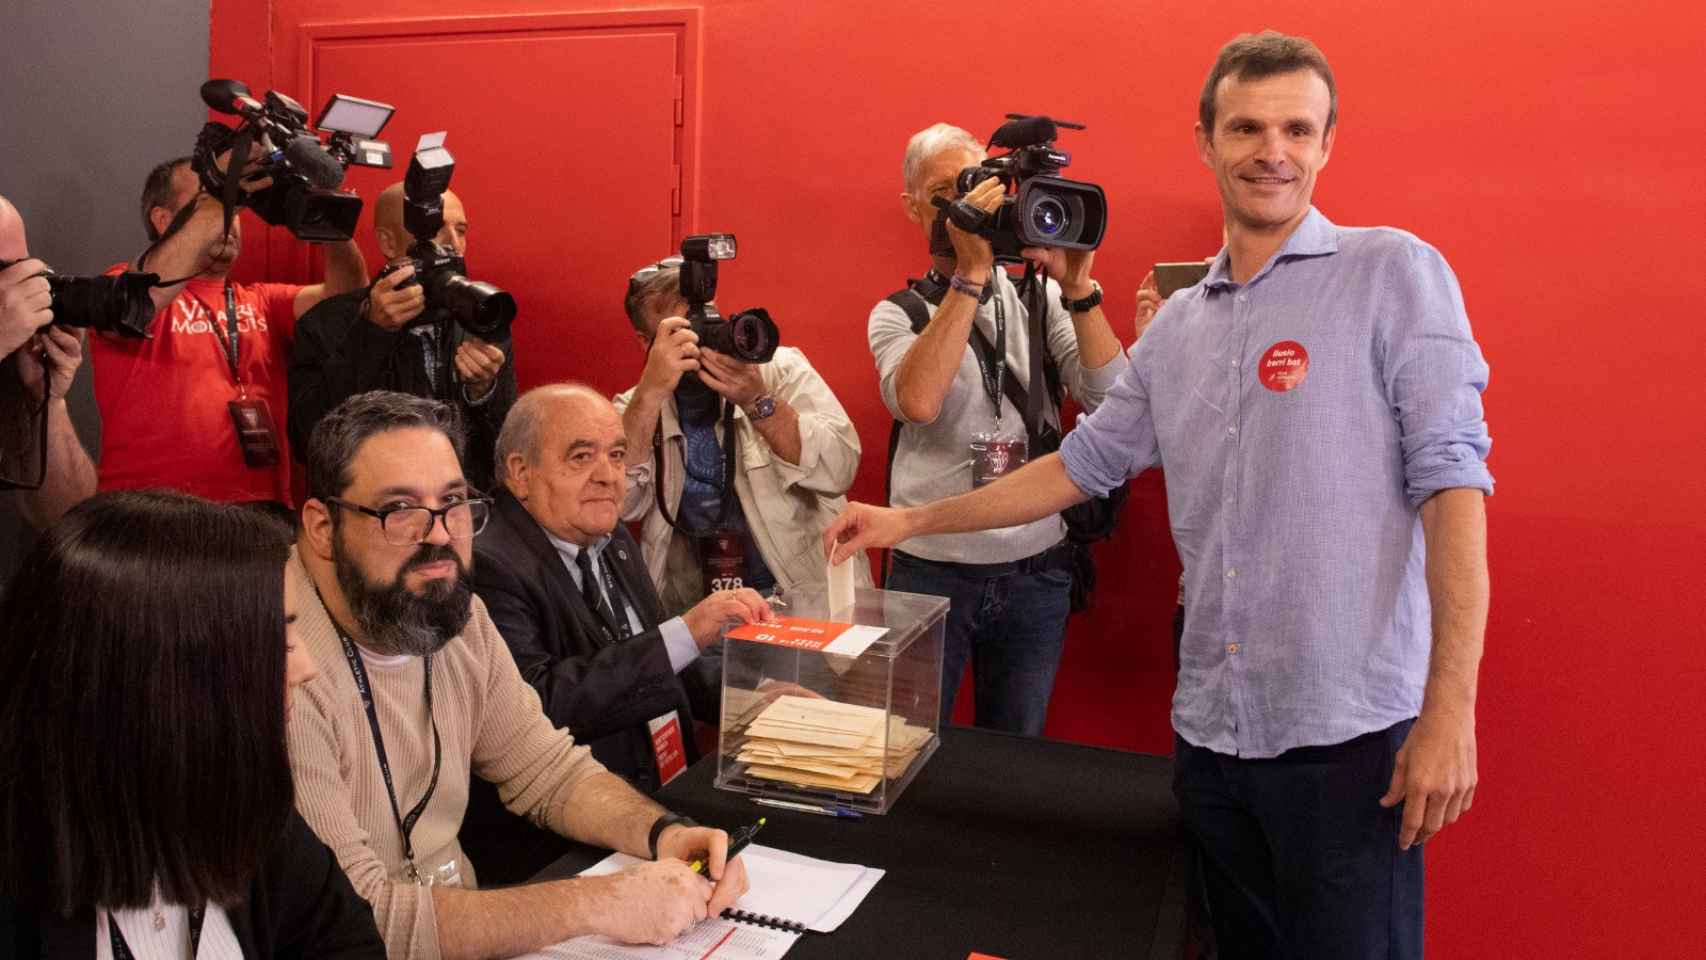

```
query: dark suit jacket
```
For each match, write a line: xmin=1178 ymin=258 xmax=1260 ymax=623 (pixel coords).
xmin=288 ymin=293 xmax=518 ymax=491
xmin=0 ymin=811 xmax=383 ymax=960
xmin=472 ymin=489 xmax=710 ymax=793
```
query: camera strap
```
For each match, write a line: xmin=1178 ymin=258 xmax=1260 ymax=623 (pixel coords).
xmin=334 ymin=623 xmax=442 ymax=886
xmin=652 ymin=399 xmax=738 ymax=535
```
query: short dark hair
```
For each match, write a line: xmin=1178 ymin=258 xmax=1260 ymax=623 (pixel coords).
xmin=1199 ymin=31 xmax=1337 ymax=134
xmin=140 ymin=156 xmax=193 ymax=241
xmin=307 ymin=390 xmax=467 ymax=502
xmin=0 ymin=490 xmax=295 ymax=914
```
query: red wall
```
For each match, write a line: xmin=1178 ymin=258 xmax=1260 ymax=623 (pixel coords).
xmin=210 ymin=1 xmax=1706 ymax=954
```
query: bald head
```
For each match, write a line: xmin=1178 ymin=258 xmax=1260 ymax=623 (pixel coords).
xmin=0 ymin=195 xmax=27 ymax=260
xmin=496 ymin=383 xmax=628 ymax=545
xmin=374 ymin=183 xmax=466 ymax=260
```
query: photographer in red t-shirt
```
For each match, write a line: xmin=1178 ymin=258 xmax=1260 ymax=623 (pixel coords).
xmin=89 ymin=155 xmax=367 ymax=507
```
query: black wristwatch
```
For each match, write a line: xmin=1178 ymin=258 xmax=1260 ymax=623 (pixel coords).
xmin=648 ymin=813 xmax=697 ymax=860
xmin=1060 ymin=280 xmax=1103 ymax=313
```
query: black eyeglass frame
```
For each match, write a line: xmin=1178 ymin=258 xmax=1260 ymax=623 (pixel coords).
xmin=324 ymin=495 xmax=493 ymax=545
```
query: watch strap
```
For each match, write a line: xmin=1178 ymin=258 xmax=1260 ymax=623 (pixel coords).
xmin=648 ymin=813 xmax=698 ymax=860
xmin=1060 ymin=280 xmax=1103 ymax=313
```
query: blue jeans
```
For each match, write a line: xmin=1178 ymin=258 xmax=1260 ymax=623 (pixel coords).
xmin=887 ymin=550 xmax=1072 ymax=736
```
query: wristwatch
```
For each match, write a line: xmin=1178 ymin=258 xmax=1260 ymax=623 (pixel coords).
xmin=747 ymin=393 xmax=777 ymax=421
xmin=1060 ymin=280 xmax=1103 ymax=313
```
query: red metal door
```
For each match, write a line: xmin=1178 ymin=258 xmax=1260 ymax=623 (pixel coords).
xmin=285 ymin=11 xmax=696 ymax=395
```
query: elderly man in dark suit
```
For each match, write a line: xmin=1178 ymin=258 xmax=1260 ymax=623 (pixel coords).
xmin=473 ymin=382 xmax=770 ymax=792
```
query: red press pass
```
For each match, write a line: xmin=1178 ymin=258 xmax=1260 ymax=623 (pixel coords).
xmin=1258 ymin=340 xmax=1310 ymax=392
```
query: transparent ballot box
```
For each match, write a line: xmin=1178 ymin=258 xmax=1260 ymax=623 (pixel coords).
xmin=715 ymin=587 xmax=948 ymax=815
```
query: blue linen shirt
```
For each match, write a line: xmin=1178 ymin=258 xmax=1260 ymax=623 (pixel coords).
xmin=544 ymin=530 xmax=699 ymax=673
xmin=1060 ymin=208 xmax=1493 ymax=758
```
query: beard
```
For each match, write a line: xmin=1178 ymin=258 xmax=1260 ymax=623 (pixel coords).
xmin=333 ymin=537 xmax=474 ymax=657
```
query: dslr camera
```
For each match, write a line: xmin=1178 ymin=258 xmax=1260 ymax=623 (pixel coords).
xmin=378 ymin=132 xmax=516 ymax=341
xmin=935 ymin=114 xmax=1108 ymax=263
xmin=0 ymin=261 xmax=157 ymax=339
xmin=192 ymin=78 xmax=396 ymax=242
xmin=678 ymin=234 xmax=777 ymax=364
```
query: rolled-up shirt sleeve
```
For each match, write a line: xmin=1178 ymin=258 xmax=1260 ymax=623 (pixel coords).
xmin=765 ymin=349 xmax=861 ymax=496
xmin=612 ymin=386 xmax=657 ymax=523
xmin=869 ymin=299 xmax=929 ymax=424
xmin=1059 ymin=339 xmax=1160 ymax=498
xmin=1377 ymin=240 xmax=1494 ymax=508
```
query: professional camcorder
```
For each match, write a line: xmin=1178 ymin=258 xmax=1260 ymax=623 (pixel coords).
xmin=678 ymin=234 xmax=777 ymax=364
xmin=0 ymin=261 xmax=157 ymax=339
xmin=934 ymin=114 xmax=1108 ymax=263
xmin=377 ymin=132 xmax=516 ymax=340
xmin=192 ymin=78 xmax=396 ymax=242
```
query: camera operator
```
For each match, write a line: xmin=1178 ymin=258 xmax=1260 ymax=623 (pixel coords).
xmin=869 ymin=123 xmax=1127 ymax=736
xmin=617 ymin=258 xmax=869 ymax=625
xmin=0 ymin=193 xmax=97 ymax=528
xmin=289 ymin=182 xmax=516 ymax=492
xmin=86 ymin=155 xmax=367 ymax=507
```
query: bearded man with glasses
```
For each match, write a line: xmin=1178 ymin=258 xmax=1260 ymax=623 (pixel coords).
xmin=286 ymin=389 xmax=750 ymax=960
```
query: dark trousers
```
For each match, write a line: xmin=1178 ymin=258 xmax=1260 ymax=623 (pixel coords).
xmin=887 ymin=549 xmax=1072 ymax=736
xmin=1173 ymin=720 xmax=1424 ymax=960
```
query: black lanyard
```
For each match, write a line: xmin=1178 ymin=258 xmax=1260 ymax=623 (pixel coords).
xmin=189 ymin=283 xmax=244 ymax=386
xmin=652 ymin=400 xmax=738 ymax=535
xmin=108 ymin=906 xmax=205 ymax=960
xmin=334 ymin=630 xmax=441 ymax=884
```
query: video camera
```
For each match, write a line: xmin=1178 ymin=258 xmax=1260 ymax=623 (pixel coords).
xmin=378 ymin=132 xmax=516 ymax=341
xmin=0 ymin=261 xmax=157 ymax=339
xmin=678 ymin=234 xmax=778 ymax=364
xmin=935 ymin=114 xmax=1108 ymax=263
xmin=192 ymin=78 xmax=396 ymax=242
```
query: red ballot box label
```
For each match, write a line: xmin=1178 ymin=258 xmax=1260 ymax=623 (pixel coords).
xmin=967 ymin=954 xmax=1010 ymax=959
xmin=725 ymin=615 xmax=887 ymax=657
xmin=648 ymin=711 xmax=687 ymax=786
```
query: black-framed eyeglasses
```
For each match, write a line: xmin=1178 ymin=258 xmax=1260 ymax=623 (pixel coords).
xmin=326 ymin=496 xmax=492 ymax=546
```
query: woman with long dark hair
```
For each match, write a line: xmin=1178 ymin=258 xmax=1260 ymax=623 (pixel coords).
xmin=0 ymin=490 xmax=384 ymax=959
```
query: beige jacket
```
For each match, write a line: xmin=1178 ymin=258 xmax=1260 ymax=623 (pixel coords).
xmin=615 ymin=347 xmax=872 ymax=613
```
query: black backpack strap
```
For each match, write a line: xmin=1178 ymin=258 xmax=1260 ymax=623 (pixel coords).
xmin=881 ymin=288 xmax=933 ymax=585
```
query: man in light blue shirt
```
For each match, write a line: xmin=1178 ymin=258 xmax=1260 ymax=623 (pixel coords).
xmin=825 ymin=31 xmax=1490 ymax=959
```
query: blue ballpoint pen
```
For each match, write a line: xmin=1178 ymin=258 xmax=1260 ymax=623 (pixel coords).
xmin=752 ymin=797 xmax=863 ymax=819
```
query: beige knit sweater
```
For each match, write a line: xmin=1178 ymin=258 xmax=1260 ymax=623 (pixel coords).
xmin=285 ymin=551 xmax=606 ymax=960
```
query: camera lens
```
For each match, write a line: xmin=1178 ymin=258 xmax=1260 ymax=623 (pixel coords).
xmin=727 ymin=308 xmax=779 ymax=364
xmin=1030 ymin=196 xmax=1070 ymax=238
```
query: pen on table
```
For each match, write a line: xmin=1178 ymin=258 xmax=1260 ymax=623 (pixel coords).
xmin=690 ymin=817 xmax=766 ymax=876
xmin=752 ymin=797 xmax=863 ymax=819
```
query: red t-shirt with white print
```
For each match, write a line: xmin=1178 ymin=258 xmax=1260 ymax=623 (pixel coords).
xmin=91 ymin=269 xmax=302 ymax=504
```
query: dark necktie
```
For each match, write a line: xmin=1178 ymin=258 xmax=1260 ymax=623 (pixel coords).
xmin=575 ymin=547 xmax=633 ymax=639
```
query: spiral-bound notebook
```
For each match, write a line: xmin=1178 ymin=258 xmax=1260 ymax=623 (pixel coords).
xmin=520 ymin=844 xmax=884 ymax=960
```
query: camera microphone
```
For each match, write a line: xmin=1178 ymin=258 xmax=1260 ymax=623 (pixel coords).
xmin=283 ymin=135 xmax=347 ymax=189
xmin=201 ymin=78 xmax=263 ymax=117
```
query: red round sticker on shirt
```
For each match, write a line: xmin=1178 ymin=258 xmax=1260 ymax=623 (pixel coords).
xmin=1258 ymin=340 xmax=1310 ymax=392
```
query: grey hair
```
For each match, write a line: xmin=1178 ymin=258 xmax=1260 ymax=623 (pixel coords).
xmin=306 ymin=391 xmax=465 ymax=501
xmin=493 ymin=382 xmax=605 ymax=487
xmin=901 ymin=123 xmax=985 ymax=196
